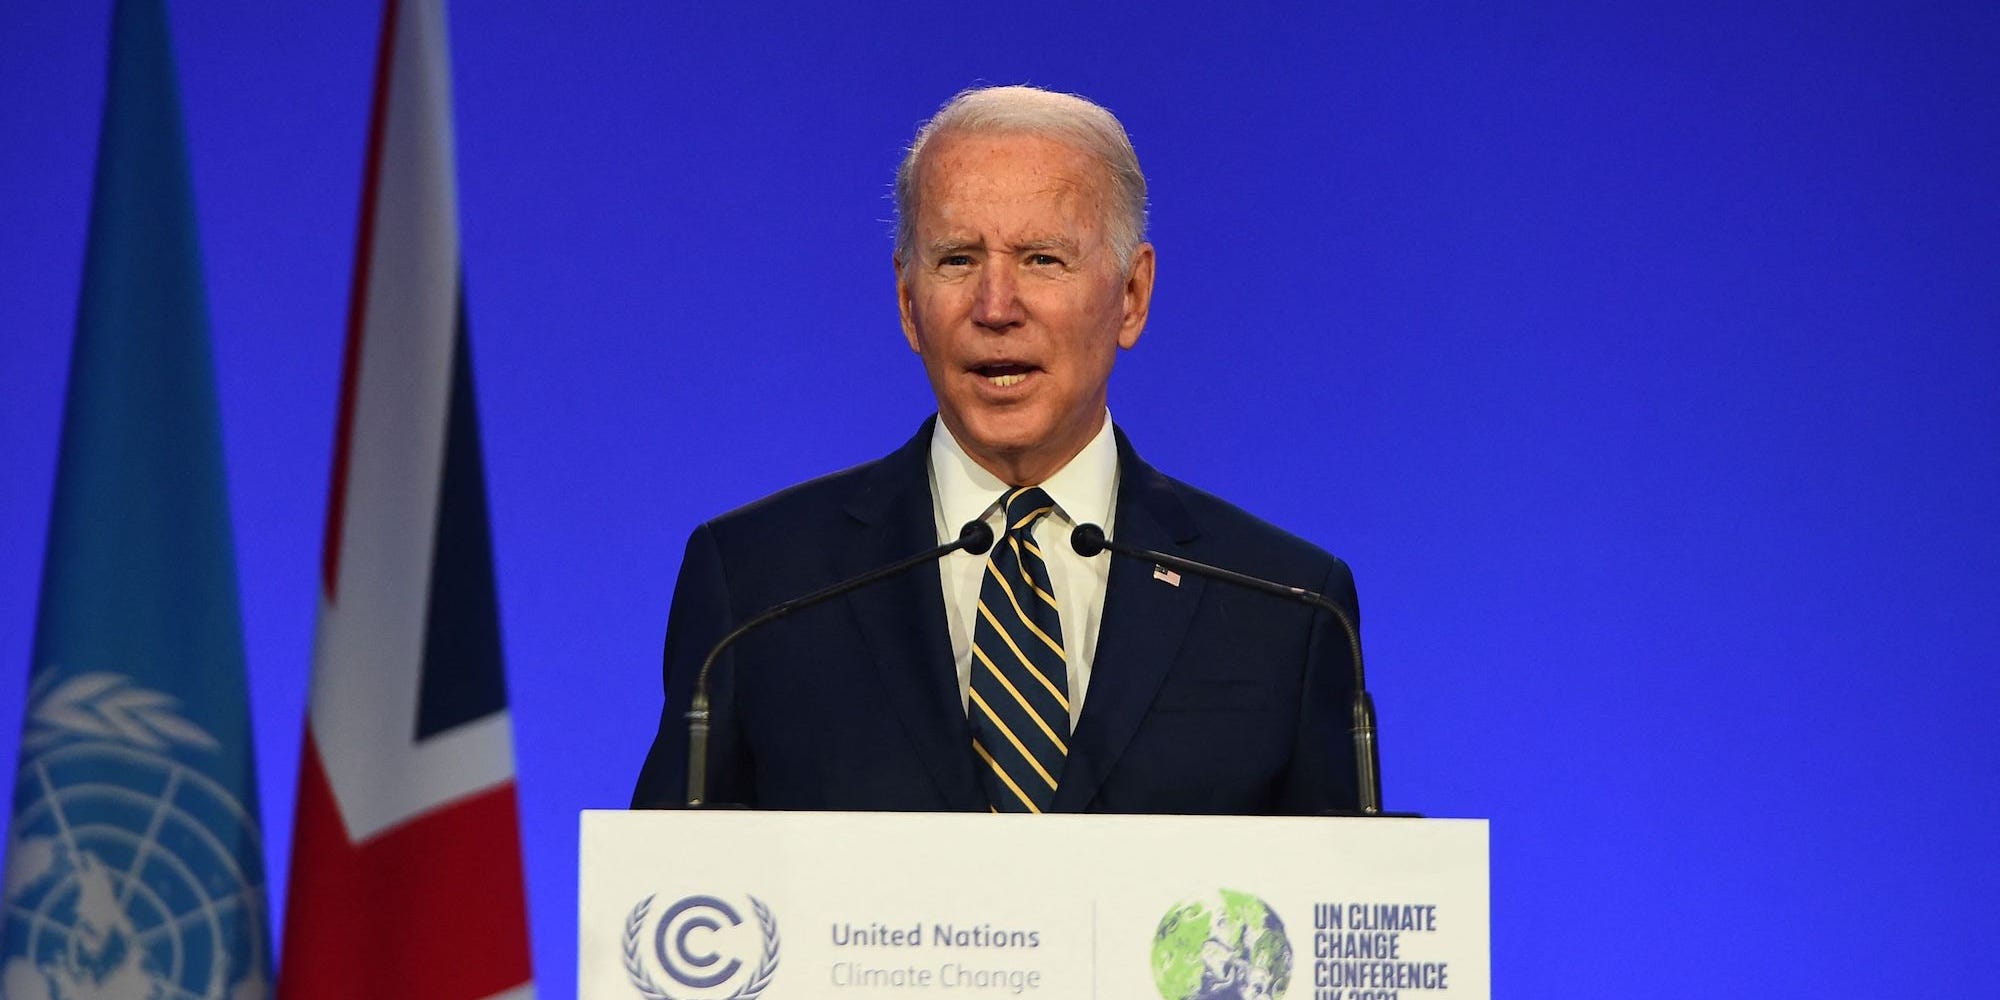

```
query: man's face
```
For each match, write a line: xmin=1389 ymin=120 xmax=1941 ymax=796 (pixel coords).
xmin=897 ymin=130 xmax=1155 ymax=486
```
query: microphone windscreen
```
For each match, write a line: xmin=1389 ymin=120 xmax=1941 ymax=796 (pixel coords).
xmin=959 ymin=519 xmax=995 ymax=555
xmin=1070 ymin=523 xmax=1107 ymax=557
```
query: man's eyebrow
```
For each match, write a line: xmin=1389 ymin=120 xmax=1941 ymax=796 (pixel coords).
xmin=922 ymin=236 xmax=1083 ymax=258
xmin=924 ymin=237 xmax=982 ymax=257
xmin=1010 ymin=237 xmax=1082 ymax=255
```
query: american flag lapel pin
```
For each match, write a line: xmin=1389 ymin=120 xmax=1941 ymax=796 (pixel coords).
xmin=1153 ymin=564 xmax=1182 ymax=587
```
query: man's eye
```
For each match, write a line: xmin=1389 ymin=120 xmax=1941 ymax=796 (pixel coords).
xmin=939 ymin=254 xmax=974 ymax=267
xmin=1028 ymin=253 xmax=1063 ymax=267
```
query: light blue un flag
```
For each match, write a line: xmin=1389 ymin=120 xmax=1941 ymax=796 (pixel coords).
xmin=0 ymin=1 xmax=273 ymax=997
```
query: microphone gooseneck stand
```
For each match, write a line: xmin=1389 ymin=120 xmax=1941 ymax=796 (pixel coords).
xmin=1069 ymin=523 xmax=1388 ymax=816
xmin=683 ymin=519 xmax=996 ymax=807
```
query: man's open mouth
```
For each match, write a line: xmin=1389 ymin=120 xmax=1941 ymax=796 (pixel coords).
xmin=974 ymin=362 xmax=1036 ymax=387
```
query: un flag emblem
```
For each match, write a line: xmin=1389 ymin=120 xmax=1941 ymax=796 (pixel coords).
xmin=2 ymin=672 xmax=269 ymax=1000
xmin=624 ymin=892 xmax=781 ymax=999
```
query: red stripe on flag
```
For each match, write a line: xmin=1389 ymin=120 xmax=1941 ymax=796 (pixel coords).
xmin=320 ymin=0 xmax=402 ymax=599
xmin=279 ymin=729 xmax=532 ymax=1000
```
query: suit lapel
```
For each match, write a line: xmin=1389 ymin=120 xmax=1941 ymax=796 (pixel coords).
xmin=840 ymin=419 xmax=986 ymax=810
xmin=1052 ymin=429 xmax=1204 ymax=812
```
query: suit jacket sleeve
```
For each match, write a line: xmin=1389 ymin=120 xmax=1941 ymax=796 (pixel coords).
xmin=631 ymin=522 xmax=754 ymax=808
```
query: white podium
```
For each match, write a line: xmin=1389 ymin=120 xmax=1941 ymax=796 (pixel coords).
xmin=580 ymin=810 xmax=1487 ymax=999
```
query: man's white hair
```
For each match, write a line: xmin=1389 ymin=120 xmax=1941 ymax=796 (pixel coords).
xmin=893 ymin=85 xmax=1149 ymax=273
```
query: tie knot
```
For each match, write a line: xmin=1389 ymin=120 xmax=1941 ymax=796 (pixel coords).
xmin=1002 ymin=487 xmax=1058 ymax=538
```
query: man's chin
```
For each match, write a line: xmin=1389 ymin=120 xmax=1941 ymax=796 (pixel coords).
xmin=963 ymin=434 xmax=1045 ymax=469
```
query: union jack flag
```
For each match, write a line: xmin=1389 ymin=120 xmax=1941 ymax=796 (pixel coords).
xmin=278 ymin=2 xmax=533 ymax=997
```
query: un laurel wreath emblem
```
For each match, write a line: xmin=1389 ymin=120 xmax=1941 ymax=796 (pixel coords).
xmin=625 ymin=893 xmax=781 ymax=1000
xmin=2 ymin=671 xmax=269 ymax=1000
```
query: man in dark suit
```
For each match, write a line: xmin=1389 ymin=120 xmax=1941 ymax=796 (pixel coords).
xmin=632 ymin=85 xmax=1360 ymax=815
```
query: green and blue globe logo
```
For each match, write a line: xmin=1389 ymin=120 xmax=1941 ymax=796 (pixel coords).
xmin=1151 ymin=890 xmax=1293 ymax=1000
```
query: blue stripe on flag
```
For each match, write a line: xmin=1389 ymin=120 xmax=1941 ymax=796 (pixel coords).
xmin=416 ymin=287 xmax=511 ymax=740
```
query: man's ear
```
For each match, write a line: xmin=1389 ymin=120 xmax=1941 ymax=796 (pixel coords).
xmin=895 ymin=255 xmax=921 ymax=352
xmin=1118 ymin=242 xmax=1156 ymax=350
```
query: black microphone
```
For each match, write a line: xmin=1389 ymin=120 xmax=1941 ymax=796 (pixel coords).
xmin=684 ymin=519 xmax=996 ymax=807
xmin=1070 ymin=523 xmax=1389 ymax=816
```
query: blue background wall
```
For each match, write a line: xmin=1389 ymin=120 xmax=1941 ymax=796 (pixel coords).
xmin=3 ymin=2 xmax=1996 ymax=994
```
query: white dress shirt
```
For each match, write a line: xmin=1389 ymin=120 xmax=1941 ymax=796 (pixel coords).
xmin=929 ymin=413 xmax=1118 ymax=730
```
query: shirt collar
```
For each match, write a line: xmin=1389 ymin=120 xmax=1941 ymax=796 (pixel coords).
xmin=929 ymin=411 xmax=1119 ymax=536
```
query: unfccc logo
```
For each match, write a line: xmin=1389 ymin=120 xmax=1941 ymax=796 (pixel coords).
xmin=624 ymin=893 xmax=781 ymax=999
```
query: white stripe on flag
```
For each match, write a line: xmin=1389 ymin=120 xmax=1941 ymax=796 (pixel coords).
xmin=309 ymin=0 xmax=513 ymax=843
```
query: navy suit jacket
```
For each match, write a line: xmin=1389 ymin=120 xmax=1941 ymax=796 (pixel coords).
xmin=631 ymin=419 xmax=1361 ymax=814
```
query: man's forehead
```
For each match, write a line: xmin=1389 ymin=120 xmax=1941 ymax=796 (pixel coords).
xmin=916 ymin=133 xmax=1107 ymax=238
xmin=919 ymin=131 xmax=1105 ymax=196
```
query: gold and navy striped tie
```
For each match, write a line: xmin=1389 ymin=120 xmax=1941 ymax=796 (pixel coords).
xmin=969 ymin=487 xmax=1070 ymax=813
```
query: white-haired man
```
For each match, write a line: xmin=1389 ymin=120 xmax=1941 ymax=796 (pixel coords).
xmin=634 ymin=86 xmax=1360 ymax=815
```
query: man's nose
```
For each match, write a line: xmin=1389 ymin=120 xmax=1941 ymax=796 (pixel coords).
xmin=971 ymin=264 xmax=1024 ymax=330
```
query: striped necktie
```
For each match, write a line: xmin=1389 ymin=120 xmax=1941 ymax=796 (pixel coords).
xmin=969 ymin=487 xmax=1070 ymax=813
